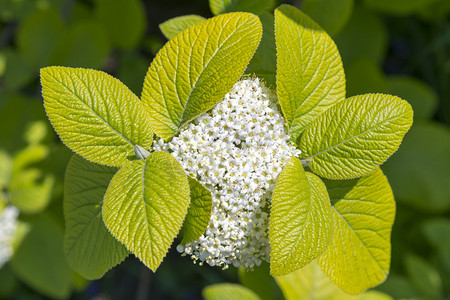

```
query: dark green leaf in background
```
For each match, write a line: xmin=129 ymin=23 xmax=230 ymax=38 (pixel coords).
xmin=64 ymin=155 xmax=129 ymax=280
xmin=10 ymin=214 xmax=72 ymax=299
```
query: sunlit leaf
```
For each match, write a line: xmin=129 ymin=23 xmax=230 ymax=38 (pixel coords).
xmin=318 ymin=168 xmax=395 ymax=294
xmin=103 ymin=152 xmax=190 ymax=271
xmin=41 ymin=66 xmax=154 ymax=167
xmin=141 ymin=13 xmax=262 ymax=140
xmin=203 ymin=283 xmax=261 ymax=300
xmin=300 ymin=94 xmax=413 ymax=179
xmin=270 ymin=157 xmax=333 ymax=276
xmin=181 ymin=177 xmax=212 ymax=244
xmin=275 ymin=5 xmax=346 ymax=143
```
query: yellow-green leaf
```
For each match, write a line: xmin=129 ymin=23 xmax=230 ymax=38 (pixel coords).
xmin=270 ymin=157 xmax=333 ymax=276
xmin=317 ymin=168 xmax=395 ymax=294
xmin=102 ymin=152 xmax=190 ymax=271
xmin=64 ymin=155 xmax=129 ymax=280
xmin=41 ymin=66 xmax=154 ymax=167
xmin=203 ymin=283 xmax=261 ymax=300
xmin=159 ymin=15 xmax=206 ymax=40
xmin=275 ymin=260 xmax=354 ymax=300
xmin=300 ymin=94 xmax=413 ymax=179
xmin=181 ymin=177 xmax=212 ymax=244
xmin=275 ymin=260 xmax=394 ymax=300
xmin=275 ymin=5 xmax=346 ymax=144
xmin=141 ymin=13 xmax=262 ymax=140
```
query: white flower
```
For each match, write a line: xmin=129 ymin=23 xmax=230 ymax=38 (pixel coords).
xmin=153 ymin=78 xmax=300 ymax=269
xmin=0 ymin=205 xmax=19 ymax=268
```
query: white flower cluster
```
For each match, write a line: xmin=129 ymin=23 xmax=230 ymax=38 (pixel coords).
xmin=0 ymin=205 xmax=19 ymax=268
xmin=153 ymin=78 xmax=300 ymax=269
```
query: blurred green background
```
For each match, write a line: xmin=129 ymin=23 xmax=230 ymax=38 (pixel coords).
xmin=0 ymin=0 xmax=449 ymax=299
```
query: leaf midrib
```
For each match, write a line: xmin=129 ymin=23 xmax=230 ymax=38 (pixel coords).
xmin=179 ymin=15 xmax=251 ymax=125
xmin=307 ymin=111 xmax=406 ymax=160
xmin=332 ymin=206 xmax=386 ymax=272
xmin=46 ymin=70 xmax=135 ymax=149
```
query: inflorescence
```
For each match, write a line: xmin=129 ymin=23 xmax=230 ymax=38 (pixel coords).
xmin=153 ymin=78 xmax=300 ymax=269
xmin=0 ymin=205 xmax=19 ymax=268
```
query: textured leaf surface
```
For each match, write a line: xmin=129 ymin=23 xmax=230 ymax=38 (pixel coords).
xmin=275 ymin=260 xmax=355 ymax=300
xmin=275 ymin=5 xmax=346 ymax=143
xmin=41 ymin=67 xmax=154 ymax=167
xmin=10 ymin=215 xmax=71 ymax=299
xmin=181 ymin=177 xmax=212 ymax=244
xmin=103 ymin=152 xmax=190 ymax=271
xmin=64 ymin=155 xmax=128 ymax=280
xmin=203 ymin=283 xmax=261 ymax=300
xmin=209 ymin=0 xmax=271 ymax=15
xmin=300 ymin=94 xmax=413 ymax=179
xmin=318 ymin=168 xmax=395 ymax=294
xmin=270 ymin=157 xmax=333 ymax=276
xmin=159 ymin=15 xmax=206 ymax=40
xmin=141 ymin=13 xmax=262 ymax=140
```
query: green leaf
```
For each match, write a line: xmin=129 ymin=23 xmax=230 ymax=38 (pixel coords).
xmin=64 ymin=155 xmax=129 ymax=280
xmin=387 ymin=76 xmax=438 ymax=120
xmin=16 ymin=8 xmax=64 ymax=68
xmin=203 ymin=283 xmax=261 ymax=300
xmin=246 ymin=12 xmax=276 ymax=86
xmin=52 ymin=20 xmax=111 ymax=69
xmin=95 ymin=0 xmax=146 ymax=49
xmin=382 ymin=122 xmax=450 ymax=212
xmin=300 ymin=94 xmax=413 ymax=179
xmin=141 ymin=12 xmax=262 ymax=140
xmin=41 ymin=66 xmax=154 ymax=167
xmin=10 ymin=214 xmax=72 ymax=299
xmin=355 ymin=291 xmax=393 ymax=300
xmin=0 ymin=150 xmax=12 ymax=189
xmin=270 ymin=157 xmax=333 ymax=276
xmin=181 ymin=177 xmax=212 ymax=244
xmin=421 ymin=218 xmax=450 ymax=248
xmin=275 ymin=5 xmax=346 ymax=143
xmin=376 ymin=274 xmax=420 ymax=299
xmin=9 ymin=171 xmax=54 ymax=214
xmin=103 ymin=151 xmax=190 ymax=271
xmin=301 ymin=0 xmax=354 ymax=36
xmin=334 ymin=7 xmax=387 ymax=66
xmin=209 ymin=0 xmax=272 ymax=15
xmin=346 ymin=57 xmax=388 ymax=97
xmin=362 ymin=0 xmax=441 ymax=15
xmin=317 ymin=168 xmax=395 ymax=294
xmin=275 ymin=260 xmax=355 ymax=300
xmin=404 ymin=254 xmax=442 ymax=298
xmin=238 ymin=262 xmax=282 ymax=300
xmin=159 ymin=15 xmax=206 ymax=40
xmin=2 ymin=48 xmax=34 ymax=91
